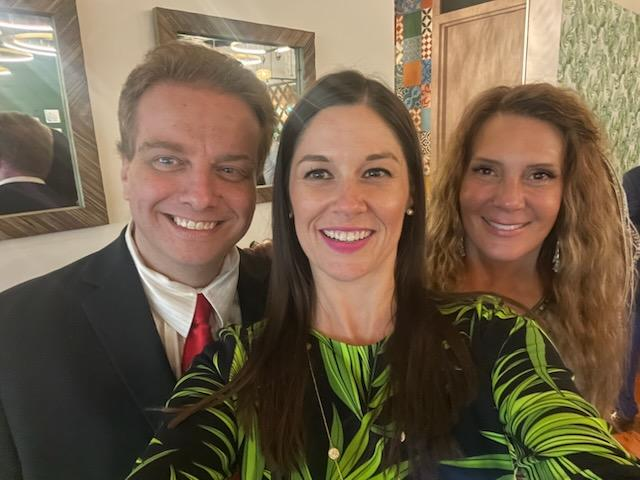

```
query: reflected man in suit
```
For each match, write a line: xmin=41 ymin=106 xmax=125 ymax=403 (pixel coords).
xmin=0 ymin=112 xmax=68 ymax=215
xmin=0 ymin=41 xmax=274 ymax=480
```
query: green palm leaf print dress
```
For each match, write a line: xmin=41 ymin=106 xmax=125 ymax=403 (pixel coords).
xmin=127 ymin=296 xmax=640 ymax=479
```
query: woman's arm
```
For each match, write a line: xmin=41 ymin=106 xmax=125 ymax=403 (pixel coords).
xmin=492 ymin=315 xmax=639 ymax=478
xmin=126 ymin=327 xmax=245 ymax=480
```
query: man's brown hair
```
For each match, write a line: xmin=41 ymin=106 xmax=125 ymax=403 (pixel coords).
xmin=118 ymin=41 xmax=275 ymax=172
xmin=0 ymin=112 xmax=53 ymax=179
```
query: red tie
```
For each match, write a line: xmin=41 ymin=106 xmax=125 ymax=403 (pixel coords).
xmin=181 ymin=293 xmax=213 ymax=374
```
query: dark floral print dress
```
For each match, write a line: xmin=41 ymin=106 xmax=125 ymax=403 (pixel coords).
xmin=127 ymin=296 xmax=640 ymax=479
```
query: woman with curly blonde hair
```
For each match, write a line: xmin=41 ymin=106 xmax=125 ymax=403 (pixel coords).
xmin=427 ymin=83 xmax=636 ymax=415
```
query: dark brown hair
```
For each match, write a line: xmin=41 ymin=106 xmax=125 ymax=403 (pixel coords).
xmin=117 ymin=40 xmax=275 ymax=172
xmin=0 ymin=111 xmax=53 ymax=178
xmin=178 ymin=71 xmax=475 ymax=474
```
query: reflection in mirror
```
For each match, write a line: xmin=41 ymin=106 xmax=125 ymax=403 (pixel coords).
xmin=0 ymin=10 xmax=80 ymax=216
xmin=178 ymin=33 xmax=303 ymax=186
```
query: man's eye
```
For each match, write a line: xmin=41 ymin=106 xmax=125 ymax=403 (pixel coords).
xmin=217 ymin=166 xmax=250 ymax=181
xmin=152 ymin=156 xmax=181 ymax=169
xmin=304 ymin=169 xmax=332 ymax=180
xmin=363 ymin=168 xmax=391 ymax=178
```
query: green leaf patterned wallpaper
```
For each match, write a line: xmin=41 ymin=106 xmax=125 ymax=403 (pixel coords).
xmin=559 ymin=0 xmax=640 ymax=173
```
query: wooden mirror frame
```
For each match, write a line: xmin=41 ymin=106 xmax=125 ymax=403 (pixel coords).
xmin=154 ymin=7 xmax=316 ymax=203
xmin=0 ymin=0 xmax=107 ymax=239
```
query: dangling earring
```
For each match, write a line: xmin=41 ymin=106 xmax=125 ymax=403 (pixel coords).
xmin=405 ymin=207 xmax=414 ymax=216
xmin=457 ymin=237 xmax=466 ymax=258
xmin=288 ymin=211 xmax=293 ymax=220
xmin=552 ymin=241 xmax=560 ymax=273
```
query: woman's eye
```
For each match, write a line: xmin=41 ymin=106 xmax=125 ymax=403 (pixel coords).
xmin=304 ymin=169 xmax=332 ymax=180
xmin=472 ymin=166 xmax=494 ymax=176
xmin=363 ymin=168 xmax=391 ymax=178
xmin=531 ymin=170 xmax=555 ymax=181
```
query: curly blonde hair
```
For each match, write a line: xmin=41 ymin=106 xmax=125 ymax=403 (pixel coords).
xmin=427 ymin=83 xmax=636 ymax=414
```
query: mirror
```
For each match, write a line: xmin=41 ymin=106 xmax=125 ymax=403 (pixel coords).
xmin=0 ymin=0 xmax=106 ymax=239
xmin=154 ymin=7 xmax=316 ymax=203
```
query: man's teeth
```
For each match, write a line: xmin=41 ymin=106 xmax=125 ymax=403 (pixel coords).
xmin=173 ymin=216 xmax=217 ymax=230
xmin=322 ymin=229 xmax=372 ymax=242
xmin=486 ymin=220 xmax=525 ymax=231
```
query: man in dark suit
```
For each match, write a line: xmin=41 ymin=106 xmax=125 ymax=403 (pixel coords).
xmin=0 ymin=41 xmax=274 ymax=480
xmin=0 ymin=112 xmax=69 ymax=215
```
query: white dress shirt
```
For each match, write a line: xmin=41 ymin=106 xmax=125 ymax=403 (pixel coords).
xmin=125 ymin=223 xmax=241 ymax=377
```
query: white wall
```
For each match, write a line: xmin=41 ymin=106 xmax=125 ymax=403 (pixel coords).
xmin=0 ymin=0 xmax=393 ymax=292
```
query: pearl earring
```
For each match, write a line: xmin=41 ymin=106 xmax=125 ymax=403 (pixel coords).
xmin=405 ymin=207 xmax=414 ymax=216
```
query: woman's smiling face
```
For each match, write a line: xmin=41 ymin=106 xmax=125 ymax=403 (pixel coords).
xmin=459 ymin=113 xmax=564 ymax=268
xmin=288 ymin=104 xmax=412 ymax=284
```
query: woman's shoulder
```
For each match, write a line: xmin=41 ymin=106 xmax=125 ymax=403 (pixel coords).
xmin=436 ymin=293 xmax=520 ymax=328
xmin=172 ymin=321 xmax=267 ymax=398
xmin=435 ymin=293 xmax=547 ymax=348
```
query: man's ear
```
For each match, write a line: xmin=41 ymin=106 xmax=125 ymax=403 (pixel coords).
xmin=121 ymin=158 xmax=131 ymax=201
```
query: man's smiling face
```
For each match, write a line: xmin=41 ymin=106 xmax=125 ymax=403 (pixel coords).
xmin=121 ymin=81 xmax=261 ymax=286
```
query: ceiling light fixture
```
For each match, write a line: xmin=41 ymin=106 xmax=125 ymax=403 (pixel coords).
xmin=230 ymin=41 xmax=266 ymax=55
xmin=3 ymin=32 xmax=56 ymax=57
xmin=0 ymin=46 xmax=33 ymax=62
xmin=0 ymin=19 xmax=53 ymax=32
xmin=0 ymin=66 xmax=11 ymax=76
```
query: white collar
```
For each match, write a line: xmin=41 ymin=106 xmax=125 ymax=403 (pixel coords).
xmin=0 ymin=176 xmax=46 ymax=187
xmin=124 ymin=223 xmax=240 ymax=337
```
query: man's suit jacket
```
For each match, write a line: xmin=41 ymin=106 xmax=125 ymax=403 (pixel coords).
xmin=0 ymin=232 xmax=270 ymax=480
xmin=0 ymin=181 xmax=71 ymax=215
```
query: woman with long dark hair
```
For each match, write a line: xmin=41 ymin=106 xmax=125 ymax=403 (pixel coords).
xmin=128 ymin=72 xmax=639 ymax=479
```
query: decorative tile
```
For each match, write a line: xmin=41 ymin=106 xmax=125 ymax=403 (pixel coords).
xmin=421 ymin=0 xmax=433 ymax=8
xmin=395 ymin=41 xmax=403 ymax=65
xmin=409 ymin=108 xmax=422 ymax=130
xmin=403 ymin=87 xmax=421 ymax=109
xmin=422 ymin=8 xmax=433 ymax=35
xmin=395 ymin=0 xmax=421 ymax=14
xmin=395 ymin=15 xmax=404 ymax=44
xmin=420 ymin=84 xmax=431 ymax=108
xmin=419 ymin=130 xmax=432 ymax=174
xmin=421 ymin=59 xmax=432 ymax=84
xmin=396 ymin=86 xmax=408 ymax=103
xmin=403 ymin=61 xmax=421 ymax=87
xmin=421 ymin=33 xmax=432 ymax=59
xmin=403 ymin=11 xmax=421 ymax=38
xmin=394 ymin=64 xmax=404 ymax=90
xmin=402 ymin=36 xmax=421 ymax=62
xmin=421 ymin=107 xmax=431 ymax=131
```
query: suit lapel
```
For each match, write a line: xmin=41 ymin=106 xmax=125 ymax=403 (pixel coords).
xmin=80 ymin=233 xmax=176 ymax=429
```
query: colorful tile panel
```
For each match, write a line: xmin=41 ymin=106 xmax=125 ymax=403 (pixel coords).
xmin=395 ymin=3 xmax=433 ymax=169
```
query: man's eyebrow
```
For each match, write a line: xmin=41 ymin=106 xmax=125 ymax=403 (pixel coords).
xmin=136 ymin=143 xmax=252 ymax=162
xmin=137 ymin=140 xmax=185 ymax=153
xmin=216 ymin=154 xmax=253 ymax=162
